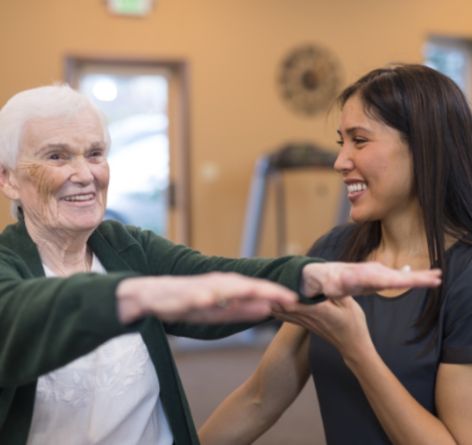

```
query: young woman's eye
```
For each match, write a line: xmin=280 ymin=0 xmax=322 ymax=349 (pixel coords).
xmin=336 ymin=139 xmax=344 ymax=147
xmin=353 ymin=137 xmax=367 ymax=146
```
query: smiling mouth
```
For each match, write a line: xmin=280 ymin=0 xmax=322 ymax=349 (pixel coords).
xmin=347 ymin=182 xmax=367 ymax=194
xmin=61 ymin=193 xmax=95 ymax=202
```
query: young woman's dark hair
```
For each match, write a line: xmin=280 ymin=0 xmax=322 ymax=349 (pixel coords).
xmin=338 ymin=64 xmax=472 ymax=338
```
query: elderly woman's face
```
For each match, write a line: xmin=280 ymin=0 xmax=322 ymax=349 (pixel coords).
xmin=10 ymin=107 xmax=109 ymax=235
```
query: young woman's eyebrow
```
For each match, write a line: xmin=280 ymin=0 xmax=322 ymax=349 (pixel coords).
xmin=338 ymin=126 xmax=373 ymax=136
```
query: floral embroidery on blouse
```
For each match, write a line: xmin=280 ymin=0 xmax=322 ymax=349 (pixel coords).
xmin=36 ymin=334 xmax=150 ymax=407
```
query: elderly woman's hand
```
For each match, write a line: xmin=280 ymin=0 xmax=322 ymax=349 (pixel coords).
xmin=115 ymin=272 xmax=297 ymax=324
xmin=300 ymin=261 xmax=441 ymax=298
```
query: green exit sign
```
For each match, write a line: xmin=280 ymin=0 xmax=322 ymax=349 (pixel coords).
xmin=107 ymin=0 xmax=154 ymax=17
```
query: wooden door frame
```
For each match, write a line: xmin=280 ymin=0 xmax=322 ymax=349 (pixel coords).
xmin=64 ymin=54 xmax=191 ymax=245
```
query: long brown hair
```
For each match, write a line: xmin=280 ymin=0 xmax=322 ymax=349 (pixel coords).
xmin=338 ymin=64 xmax=472 ymax=338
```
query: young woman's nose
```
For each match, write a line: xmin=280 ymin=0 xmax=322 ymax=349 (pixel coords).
xmin=333 ymin=147 xmax=354 ymax=174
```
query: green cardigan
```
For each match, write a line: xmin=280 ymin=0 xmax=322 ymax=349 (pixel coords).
xmin=0 ymin=219 xmax=318 ymax=445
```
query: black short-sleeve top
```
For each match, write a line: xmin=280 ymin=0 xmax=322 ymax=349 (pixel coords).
xmin=307 ymin=225 xmax=472 ymax=444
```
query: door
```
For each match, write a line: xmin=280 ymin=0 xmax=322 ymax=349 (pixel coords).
xmin=65 ymin=56 xmax=190 ymax=244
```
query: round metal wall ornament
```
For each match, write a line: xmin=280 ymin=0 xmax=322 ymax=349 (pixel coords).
xmin=278 ymin=44 xmax=342 ymax=116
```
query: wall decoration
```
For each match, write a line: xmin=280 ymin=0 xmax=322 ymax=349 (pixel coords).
xmin=278 ymin=44 xmax=342 ymax=116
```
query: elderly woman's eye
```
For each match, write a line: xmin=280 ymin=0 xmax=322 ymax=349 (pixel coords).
xmin=88 ymin=149 xmax=105 ymax=160
xmin=48 ymin=152 xmax=62 ymax=160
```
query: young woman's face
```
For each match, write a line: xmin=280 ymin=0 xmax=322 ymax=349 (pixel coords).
xmin=334 ymin=94 xmax=417 ymax=224
xmin=6 ymin=108 xmax=110 ymax=237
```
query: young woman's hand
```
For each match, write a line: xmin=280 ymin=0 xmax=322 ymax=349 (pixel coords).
xmin=273 ymin=297 xmax=373 ymax=360
xmin=300 ymin=261 xmax=441 ymax=298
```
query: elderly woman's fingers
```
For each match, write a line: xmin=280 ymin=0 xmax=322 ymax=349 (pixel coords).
xmin=199 ymin=272 xmax=297 ymax=303
xmin=184 ymin=300 xmax=275 ymax=324
xmin=116 ymin=273 xmax=297 ymax=324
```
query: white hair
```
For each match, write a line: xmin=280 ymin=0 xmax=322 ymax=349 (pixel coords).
xmin=0 ymin=83 xmax=110 ymax=169
xmin=0 ymin=84 xmax=110 ymax=218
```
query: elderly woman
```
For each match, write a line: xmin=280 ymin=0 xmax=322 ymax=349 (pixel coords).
xmin=0 ymin=85 xmax=440 ymax=445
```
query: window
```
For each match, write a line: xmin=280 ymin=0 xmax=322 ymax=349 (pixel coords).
xmin=80 ymin=72 xmax=170 ymax=235
xmin=425 ymin=36 xmax=472 ymax=96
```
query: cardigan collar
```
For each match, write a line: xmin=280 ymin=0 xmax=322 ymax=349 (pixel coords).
xmin=0 ymin=219 xmax=133 ymax=275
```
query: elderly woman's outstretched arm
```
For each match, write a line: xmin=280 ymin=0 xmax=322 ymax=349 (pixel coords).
xmin=0 ymin=249 xmax=295 ymax=387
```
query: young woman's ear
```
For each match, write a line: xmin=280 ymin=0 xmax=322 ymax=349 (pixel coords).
xmin=0 ymin=165 xmax=20 ymax=200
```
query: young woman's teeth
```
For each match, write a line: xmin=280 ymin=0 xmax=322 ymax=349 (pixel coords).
xmin=347 ymin=183 xmax=367 ymax=193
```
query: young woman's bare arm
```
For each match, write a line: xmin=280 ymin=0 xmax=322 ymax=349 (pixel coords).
xmin=434 ymin=363 xmax=472 ymax=444
xmin=199 ymin=323 xmax=311 ymax=445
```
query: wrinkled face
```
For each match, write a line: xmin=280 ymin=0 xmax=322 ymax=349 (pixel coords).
xmin=5 ymin=108 xmax=109 ymax=236
xmin=334 ymin=94 xmax=416 ymax=224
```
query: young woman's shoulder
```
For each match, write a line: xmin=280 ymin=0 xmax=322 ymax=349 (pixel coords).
xmin=445 ymin=239 xmax=472 ymax=286
xmin=441 ymin=240 xmax=472 ymax=364
xmin=306 ymin=224 xmax=356 ymax=261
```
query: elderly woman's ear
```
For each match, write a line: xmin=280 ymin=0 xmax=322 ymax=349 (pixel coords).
xmin=0 ymin=165 xmax=19 ymax=200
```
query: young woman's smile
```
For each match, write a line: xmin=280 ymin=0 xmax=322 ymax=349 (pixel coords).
xmin=335 ymin=94 xmax=418 ymax=224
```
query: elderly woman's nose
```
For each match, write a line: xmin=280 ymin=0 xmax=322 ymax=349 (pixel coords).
xmin=70 ymin=156 xmax=94 ymax=182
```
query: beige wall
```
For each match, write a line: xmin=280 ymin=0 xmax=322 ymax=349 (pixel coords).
xmin=1 ymin=0 xmax=472 ymax=255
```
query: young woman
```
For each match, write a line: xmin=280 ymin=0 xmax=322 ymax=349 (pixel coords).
xmin=199 ymin=64 xmax=472 ymax=444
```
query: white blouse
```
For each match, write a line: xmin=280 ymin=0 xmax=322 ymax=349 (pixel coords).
xmin=26 ymin=255 xmax=173 ymax=445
